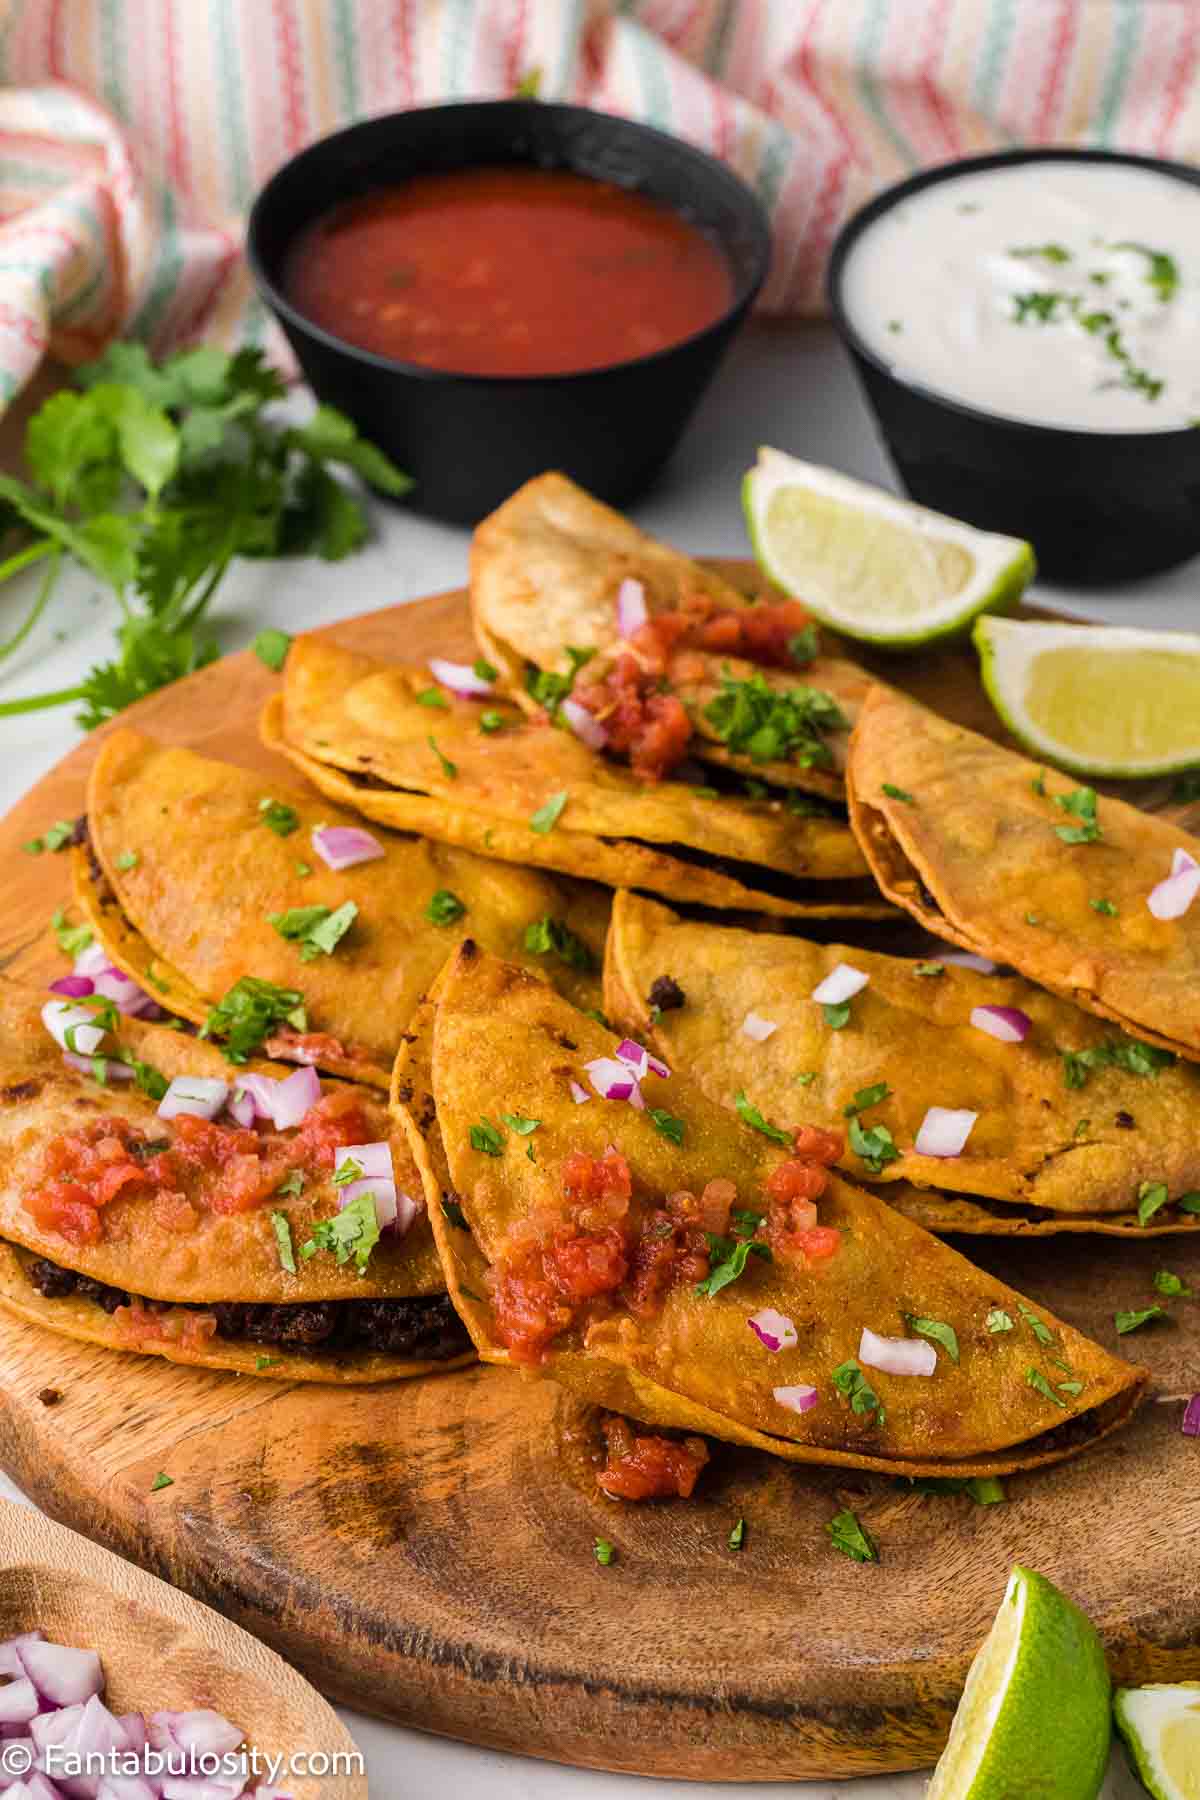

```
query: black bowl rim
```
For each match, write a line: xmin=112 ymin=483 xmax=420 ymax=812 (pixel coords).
xmin=827 ymin=144 xmax=1200 ymax=446
xmin=246 ymin=97 xmax=772 ymax=390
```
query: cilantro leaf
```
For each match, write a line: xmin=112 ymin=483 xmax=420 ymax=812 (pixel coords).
xmin=702 ymin=670 xmax=847 ymax=767
xmin=913 ymin=962 xmax=943 ymax=977
xmin=530 ymin=791 xmax=568 ymax=833
xmin=202 ymin=976 xmax=306 ymax=1063
xmin=469 ymin=1119 xmax=504 ymax=1156
xmin=268 ymin=900 xmax=357 ymax=962
xmin=500 ymin=1111 xmax=539 ymax=1136
xmin=728 ymin=1517 xmax=746 ymax=1551
xmin=299 ymin=1192 xmax=381 ymax=1274
xmin=881 ymin=784 xmax=915 ymax=804
xmin=1018 ymin=1303 xmax=1054 ymax=1346
xmin=847 ymin=1116 xmax=899 ymax=1174
xmin=648 ymin=1108 xmax=685 ymax=1145
xmin=904 ymin=1314 xmax=959 ymax=1363
xmin=441 ymin=1199 xmax=468 ymax=1229
xmin=1026 ymin=1367 xmax=1068 ymax=1408
xmin=1154 ymin=1269 xmax=1192 ymax=1297
xmin=987 ymin=1309 xmax=1014 ymax=1334
xmin=270 ymin=1210 xmax=297 ymax=1274
xmin=593 ymin=1537 xmax=615 ymax=1566
xmin=827 ymin=1508 xmax=877 ymax=1563
xmin=524 ymin=646 xmax=595 ymax=717
xmin=695 ymin=1234 xmax=771 ymax=1298
xmin=823 ymin=1001 xmax=852 ymax=1030
xmin=258 ymin=797 xmax=299 ymax=836
xmin=843 ymin=1082 xmax=892 ymax=1116
xmin=1053 ymin=786 xmax=1102 ymax=844
xmin=733 ymin=1091 xmax=790 ymax=1144
xmin=427 ymin=735 xmax=458 ymax=780
xmin=51 ymin=908 xmax=93 ymax=958
xmin=523 ymin=914 xmax=595 ymax=970
xmin=1137 ymin=1181 xmax=1171 ymax=1227
xmin=831 ymin=1360 xmax=885 ymax=1427
xmin=1115 ymin=1305 xmax=1168 ymax=1335
xmin=254 ymin=629 xmax=291 ymax=671
xmin=426 ymin=889 xmax=467 ymax=926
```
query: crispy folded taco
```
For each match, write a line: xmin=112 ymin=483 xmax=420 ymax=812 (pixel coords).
xmin=393 ymin=943 xmax=1145 ymax=1477
xmin=603 ymin=892 xmax=1200 ymax=1221
xmin=262 ymin=636 xmax=891 ymax=921
xmin=0 ymin=981 xmax=473 ymax=1381
xmin=79 ymin=729 xmax=609 ymax=1086
xmin=886 ymin=1185 xmax=1200 ymax=1238
xmin=470 ymin=471 xmax=874 ymax=795
xmin=848 ymin=686 xmax=1200 ymax=1063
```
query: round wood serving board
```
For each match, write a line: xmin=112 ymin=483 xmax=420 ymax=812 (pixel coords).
xmin=0 ymin=572 xmax=1197 ymax=1784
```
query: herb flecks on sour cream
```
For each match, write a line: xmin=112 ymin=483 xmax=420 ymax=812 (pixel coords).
xmin=842 ymin=161 xmax=1200 ymax=432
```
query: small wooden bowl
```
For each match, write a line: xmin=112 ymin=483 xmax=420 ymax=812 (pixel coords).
xmin=0 ymin=1499 xmax=366 ymax=1799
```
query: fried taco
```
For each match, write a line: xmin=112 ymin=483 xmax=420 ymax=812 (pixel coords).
xmin=78 ymin=728 xmax=609 ymax=1087
xmin=0 ymin=981 xmax=473 ymax=1381
xmin=469 ymin=471 xmax=875 ymax=795
xmin=603 ymin=892 xmax=1200 ymax=1221
xmin=262 ymin=635 xmax=891 ymax=921
xmin=848 ymin=686 xmax=1200 ymax=1062
xmin=393 ymin=943 xmax=1145 ymax=1478
xmin=885 ymin=1185 xmax=1200 ymax=1238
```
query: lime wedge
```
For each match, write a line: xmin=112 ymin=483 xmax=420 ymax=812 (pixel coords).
xmin=926 ymin=1565 xmax=1111 ymax=1800
xmin=1115 ymin=1683 xmax=1200 ymax=1799
xmin=742 ymin=448 xmax=1035 ymax=647
xmin=976 ymin=616 xmax=1200 ymax=778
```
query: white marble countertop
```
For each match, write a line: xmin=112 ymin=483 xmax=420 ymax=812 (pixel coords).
xmin=0 ymin=317 xmax=1181 ymax=1796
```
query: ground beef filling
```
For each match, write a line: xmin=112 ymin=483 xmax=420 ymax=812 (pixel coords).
xmin=23 ymin=1255 xmax=470 ymax=1360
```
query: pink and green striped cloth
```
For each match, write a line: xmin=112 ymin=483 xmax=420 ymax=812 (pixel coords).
xmin=0 ymin=0 xmax=1196 ymax=406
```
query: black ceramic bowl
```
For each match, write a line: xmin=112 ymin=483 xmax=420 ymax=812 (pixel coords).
xmin=828 ymin=147 xmax=1200 ymax=584
xmin=247 ymin=100 xmax=771 ymax=525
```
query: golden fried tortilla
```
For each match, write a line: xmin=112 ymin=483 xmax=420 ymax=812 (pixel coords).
xmin=848 ymin=687 xmax=1200 ymax=1062
xmin=886 ymin=1185 xmax=1200 ymax=1238
xmin=469 ymin=471 xmax=874 ymax=795
xmin=84 ymin=729 xmax=609 ymax=1084
xmin=393 ymin=944 xmax=1145 ymax=1478
xmin=264 ymin=637 xmax=891 ymax=921
xmin=603 ymin=892 xmax=1200 ymax=1216
xmin=0 ymin=982 xmax=473 ymax=1381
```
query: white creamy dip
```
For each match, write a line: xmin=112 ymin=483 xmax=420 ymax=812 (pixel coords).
xmin=840 ymin=159 xmax=1200 ymax=433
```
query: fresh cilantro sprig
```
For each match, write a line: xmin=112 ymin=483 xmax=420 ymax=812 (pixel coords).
xmin=0 ymin=343 xmax=409 ymax=729
xmin=201 ymin=975 xmax=306 ymax=1063
xmin=702 ymin=670 xmax=847 ymax=767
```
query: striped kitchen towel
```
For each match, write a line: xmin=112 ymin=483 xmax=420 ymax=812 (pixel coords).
xmin=0 ymin=0 xmax=1196 ymax=407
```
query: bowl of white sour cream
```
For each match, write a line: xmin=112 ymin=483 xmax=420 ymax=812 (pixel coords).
xmin=829 ymin=149 xmax=1200 ymax=583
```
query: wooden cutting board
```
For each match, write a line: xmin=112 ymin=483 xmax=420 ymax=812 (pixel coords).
xmin=0 ymin=573 xmax=1196 ymax=1784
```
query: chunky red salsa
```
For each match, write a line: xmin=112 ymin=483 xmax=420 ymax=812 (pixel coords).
xmin=24 ymin=1089 xmax=372 ymax=1245
xmin=486 ymin=1130 xmax=844 ymax=1365
xmin=282 ymin=167 xmax=733 ymax=378
xmin=597 ymin=1414 xmax=709 ymax=1502
xmin=573 ymin=592 xmax=816 ymax=781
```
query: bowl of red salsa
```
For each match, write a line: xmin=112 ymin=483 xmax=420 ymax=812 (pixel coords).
xmin=247 ymin=101 xmax=771 ymax=523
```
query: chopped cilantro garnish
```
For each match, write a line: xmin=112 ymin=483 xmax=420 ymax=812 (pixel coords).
xmin=695 ymin=1234 xmax=771 ymax=1298
xmin=1057 ymin=1379 xmax=1084 ymax=1397
xmin=28 ymin=820 xmax=76 ymax=855
xmin=593 ymin=1537 xmax=615 ymax=1567
xmin=416 ymin=686 xmax=449 ymax=708
xmin=270 ymin=1210 xmax=297 ymax=1273
xmin=1115 ymin=1305 xmax=1168 ymax=1335
xmin=479 ymin=710 xmax=505 ymax=734
xmin=268 ymin=900 xmax=357 ymax=962
xmin=426 ymin=888 xmax=466 ymax=926
xmin=427 ymin=735 xmax=458 ymax=780
xmin=728 ymin=1517 xmax=746 ymax=1551
xmin=1074 ymin=1118 xmax=1090 ymax=1139
xmin=332 ymin=1157 xmax=364 ymax=1187
xmin=1031 ymin=770 xmax=1047 ymax=796
xmin=1113 ymin=241 xmax=1179 ymax=302
xmin=1054 ymin=786 xmax=1101 ymax=844
xmin=123 ymin=1054 xmax=168 ymax=1101
xmin=1089 ymin=897 xmax=1118 ymax=916
xmin=1026 ymin=1367 xmax=1068 ymax=1408
xmin=987 ymin=1309 xmax=1014 ymax=1334
xmin=1012 ymin=290 xmax=1067 ymax=324
xmin=787 ymin=624 xmax=820 ymax=666
xmin=904 ymin=1315 xmax=959 ymax=1363
xmin=1025 ymin=912 xmax=1041 ymax=927
xmin=1061 ymin=1036 xmax=1176 ymax=1090
xmin=1154 ymin=1269 xmax=1192 ymax=1297
xmin=255 ymin=1356 xmax=280 ymax=1370
xmin=276 ymin=1169 xmax=304 ymax=1198
xmin=294 ymin=860 xmax=312 ymax=876
xmin=905 ymin=1475 xmax=1005 ymax=1504
xmin=648 ymin=1108 xmax=685 ymax=1145
xmin=827 ymin=1507 xmax=878 ymax=1563
xmin=823 ymin=1001 xmax=852 ymax=1030
xmin=51 ymin=907 xmax=92 ymax=957
xmin=441 ymin=1199 xmax=468 ymax=1229
xmin=525 ymin=646 xmax=596 ymax=717
xmin=253 ymin=628 xmax=291 ymax=671
xmin=831 ymin=1360 xmax=885 ymax=1427
xmin=881 ymin=784 xmax=915 ymax=804
xmin=1179 ymin=1193 xmax=1200 ymax=1215
xmin=500 ymin=1111 xmax=539 ymax=1136
xmin=847 ymin=1116 xmax=899 ymax=1174
xmin=150 ymin=1472 xmax=174 ymax=1493
xmin=795 ymin=1071 xmax=818 ymax=1086
xmin=115 ymin=849 xmax=139 ymax=870
xmin=1137 ymin=1180 xmax=1170 ymax=1227
xmin=259 ymin=797 xmax=299 ymax=836
xmin=300 ymin=1193 xmax=381 ymax=1274
xmin=702 ymin=670 xmax=846 ymax=767
xmin=525 ymin=1142 xmax=537 ymax=1163
xmin=733 ymin=1091 xmax=790 ymax=1143
xmin=470 ymin=1118 xmax=505 ymax=1156
xmin=530 ymin=790 xmax=568 ymax=833
xmin=1018 ymin=1303 xmax=1054 ymax=1346
xmin=1011 ymin=243 xmax=1071 ymax=263
xmin=202 ymin=975 xmax=306 ymax=1063
xmin=843 ymin=1082 xmax=891 ymax=1116
xmin=913 ymin=962 xmax=944 ymax=977
xmin=474 ymin=656 xmax=498 ymax=682
xmin=523 ymin=914 xmax=595 ymax=970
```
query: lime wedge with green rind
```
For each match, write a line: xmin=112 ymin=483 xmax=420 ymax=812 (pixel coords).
xmin=926 ymin=1565 xmax=1111 ymax=1800
xmin=1115 ymin=1683 xmax=1200 ymax=1800
xmin=742 ymin=447 xmax=1035 ymax=648
xmin=976 ymin=615 xmax=1200 ymax=779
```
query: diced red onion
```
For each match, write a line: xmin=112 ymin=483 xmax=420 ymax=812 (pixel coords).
xmin=614 ymin=1039 xmax=668 ymax=1081
xmin=42 ymin=1002 xmax=106 ymax=1057
xmin=235 ymin=1067 xmax=321 ymax=1130
xmin=568 ymin=1080 xmax=590 ymax=1105
xmin=62 ymin=1053 xmax=134 ymax=1082
xmin=49 ymin=976 xmax=94 ymax=999
xmin=859 ymin=1326 xmax=937 ymax=1377
xmin=73 ymin=944 xmax=112 ymax=980
xmin=97 ymin=1777 xmax=157 ymax=1800
xmin=335 ymin=1142 xmax=392 ymax=1183
xmin=811 ymin=963 xmax=869 ymax=1006
xmin=0 ymin=1679 xmax=37 ymax=1726
xmin=914 ymin=1106 xmax=978 ymax=1159
xmin=585 ymin=1056 xmax=643 ymax=1105
xmin=24 ymin=1774 xmax=64 ymax=1800
xmin=969 ymin=1005 xmax=1031 ymax=1045
xmin=226 ymin=1087 xmax=256 ymax=1129
xmin=19 ymin=1641 xmax=102 ymax=1708
xmin=160 ymin=1781 xmax=246 ymax=1800
xmin=0 ymin=1634 xmax=43 ymax=1679
xmin=747 ymin=1308 xmax=797 ymax=1354
xmin=742 ymin=1011 xmax=778 ymax=1042
xmin=117 ymin=1716 xmax=146 ymax=1755
xmin=157 ymin=1077 xmax=228 ymax=1123
xmin=310 ymin=825 xmax=385 ymax=872
xmin=1148 ymin=847 xmax=1200 ymax=922
xmin=615 ymin=576 xmax=647 ymax=638
xmin=71 ymin=1695 xmax=131 ymax=1758
xmin=91 ymin=969 xmax=158 ymax=1018
xmin=428 ymin=656 xmax=492 ymax=698
xmin=560 ymin=697 xmax=607 ymax=751
xmin=163 ymin=1711 xmax=244 ymax=1758
xmin=772 ymin=1384 xmax=819 ymax=1414
xmin=30 ymin=1703 xmax=83 ymax=1753
xmin=1183 ymin=1394 xmax=1200 ymax=1437
xmin=938 ymin=949 xmax=997 ymax=973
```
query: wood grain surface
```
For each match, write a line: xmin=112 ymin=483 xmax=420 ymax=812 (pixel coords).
xmin=0 ymin=575 xmax=1196 ymax=1782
